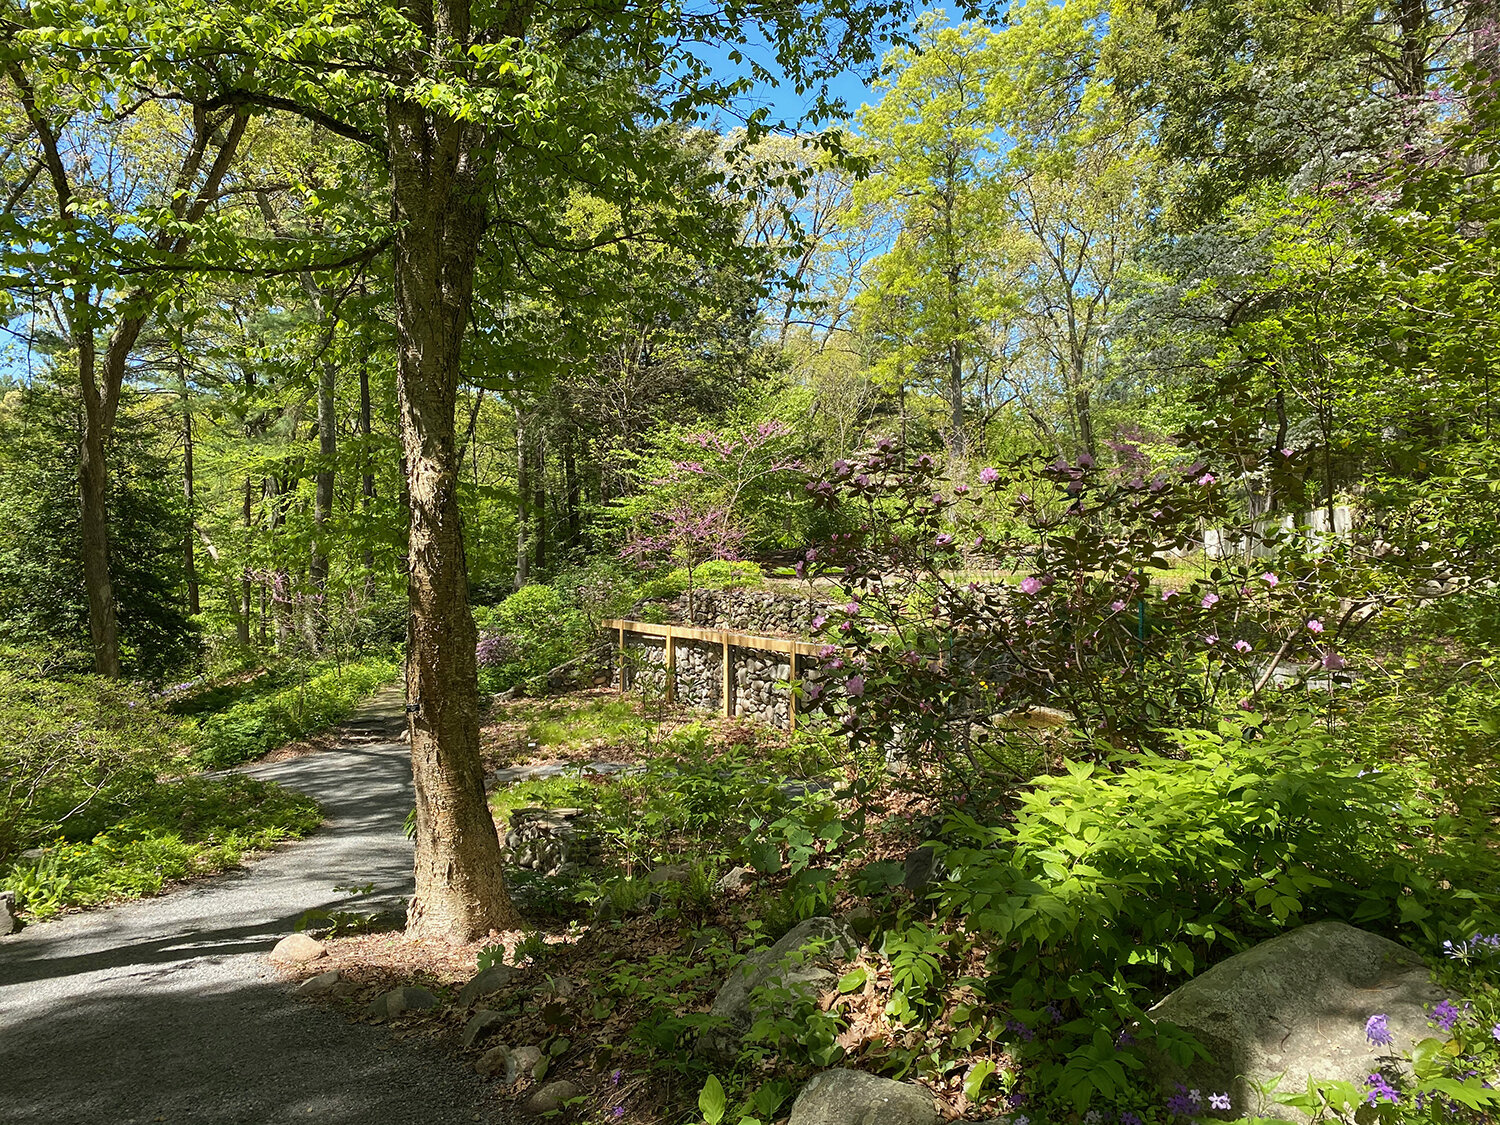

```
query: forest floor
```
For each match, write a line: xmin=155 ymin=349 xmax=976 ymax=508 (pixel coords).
xmin=0 ymin=686 xmax=512 ymax=1125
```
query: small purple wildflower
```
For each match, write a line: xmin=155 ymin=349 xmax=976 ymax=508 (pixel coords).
xmin=611 ymin=1108 xmax=624 ymax=1119
xmin=1491 ymin=1023 xmax=1500 ymax=1043
xmin=1121 ymin=1114 xmax=1144 ymax=1125
xmin=1165 ymin=1084 xmax=1201 ymax=1116
xmin=1431 ymin=999 xmax=1461 ymax=1032
xmin=1364 ymin=1073 xmax=1400 ymax=1105
xmin=1043 ymin=1001 xmax=1062 ymax=1024
xmin=1005 ymin=1018 xmax=1035 ymax=1042
xmin=1366 ymin=1014 xmax=1393 ymax=1047
xmin=1209 ymin=1092 xmax=1231 ymax=1111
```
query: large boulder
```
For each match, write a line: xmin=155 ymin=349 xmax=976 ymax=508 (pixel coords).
xmin=1142 ymin=921 xmax=1451 ymax=1121
xmin=788 ymin=1070 xmax=938 ymax=1125
xmin=700 ymin=917 xmax=858 ymax=1061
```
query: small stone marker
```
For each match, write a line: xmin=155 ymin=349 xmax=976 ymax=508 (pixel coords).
xmin=0 ymin=890 xmax=18 ymax=935
xmin=521 ymin=1080 xmax=581 ymax=1117
xmin=269 ymin=933 xmax=326 ymax=964
xmin=462 ymin=1009 xmax=506 ymax=1048
xmin=296 ymin=970 xmax=342 ymax=996
xmin=362 ymin=985 xmax=439 ymax=1019
xmin=458 ymin=964 xmax=517 ymax=1006
xmin=475 ymin=1044 xmax=515 ymax=1081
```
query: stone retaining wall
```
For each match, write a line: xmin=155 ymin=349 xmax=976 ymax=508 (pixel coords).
xmin=620 ymin=630 xmax=812 ymax=730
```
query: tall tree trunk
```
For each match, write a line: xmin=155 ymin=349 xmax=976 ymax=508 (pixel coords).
xmin=239 ymin=477 xmax=254 ymax=646
xmin=946 ymin=340 xmax=966 ymax=459
xmin=310 ymin=358 xmax=336 ymax=637
xmin=514 ymin=404 xmax=531 ymax=590
xmin=182 ymin=377 xmax=200 ymax=617
xmin=79 ymin=376 xmax=120 ymax=678
xmin=359 ymin=357 xmax=376 ymax=593
xmin=563 ymin=428 xmax=580 ymax=551
xmin=532 ymin=427 xmax=546 ymax=576
xmin=388 ymin=90 xmax=519 ymax=941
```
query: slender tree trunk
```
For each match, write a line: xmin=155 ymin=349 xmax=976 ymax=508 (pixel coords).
xmin=79 ymin=388 xmax=120 ymax=677
xmin=514 ymin=404 xmax=531 ymax=590
xmin=388 ymin=89 xmax=519 ymax=941
xmin=310 ymin=359 xmax=336 ymax=628
xmin=532 ymin=428 xmax=546 ymax=576
xmin=359 ymin=357 xmax=376 ymax=592
xmin=182 ymin=378 xmax=200 ymax=617
xmin=239 ymin=477 xmax=253 ymax=646
xmin=563 ymin=429 xmax=580 ymax=550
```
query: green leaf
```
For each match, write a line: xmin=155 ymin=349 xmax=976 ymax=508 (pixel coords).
xmin=698 ymin=1075 xmax=727 ymax=1125
xmin=838 ymin=967 xmax=868 ymax=993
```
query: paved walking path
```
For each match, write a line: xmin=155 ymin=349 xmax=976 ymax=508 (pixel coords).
xmin=0 ymin=686 xmax=507 ymax=1125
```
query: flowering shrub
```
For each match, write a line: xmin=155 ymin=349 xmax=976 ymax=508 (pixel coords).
xmin=799 ymin=440 xmax=1375 ymax=764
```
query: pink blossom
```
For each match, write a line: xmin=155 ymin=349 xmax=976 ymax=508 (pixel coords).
xmin=818 ymin=645 xmax=838 ymax=657
xmin=1162 ymin=589 xmax=1177 ymax=601
xmin=972 ymin=536 xmax=984 ymax=550
xmin=811 ymin=614 xmax=828 ymax=630
xmin=1233 ymin=640 xmax=1252 ymax=654
xmin=1320 ymin=650 xmax=1346 ymax=671
xmin=1197 ymin=473 xmax=1217 ymax=486
xmin=935 ymin=532 xmax=954 ymax=547
xmin=1019 ymin=577 xmax=1042 ymax=595
xmin=844 ymin=602 xmax=860 ymax=615
xmin=1110 ymin=600 xmax=1126 ymax=613
xmin=980 ymin=467 xmax=1000 ymax=484
xmin=1205 ymin=634 xmax=1219 ymax=645
xmin=1307 ymin=619 xmax=1324 ymax=634
xmin=1201 ymin=593 xmax=1220 ymax=608
xmin=1260 ymin=572 xmax=1278 ymax=587
xmin=846 ymin=675 xmax=865 ymax=697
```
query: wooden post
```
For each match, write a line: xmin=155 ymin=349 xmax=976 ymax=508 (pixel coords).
xmin=788 ymin=650 xmax=799 ymax=732
xmin=664 ymin=625 xmax=676 ymax=704
xmin=722 ymin=639 xmax=731 ymax=718
xmin=618 ymin=623 xmax=627 ymax=693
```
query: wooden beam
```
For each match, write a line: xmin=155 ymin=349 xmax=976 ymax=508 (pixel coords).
xmin=664 ymin=625 xmax=676 ymax=704
xmin=722 ymin=638 xmax=731 ymax=718
xmin=602 ymin=618 xmax=828 ymax=657
xmin=788 ymin=650 xmax=798 ymax=732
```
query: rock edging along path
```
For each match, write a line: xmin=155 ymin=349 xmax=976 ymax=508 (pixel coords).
xmin=0 ymin=685 xmax=511 ymax=1125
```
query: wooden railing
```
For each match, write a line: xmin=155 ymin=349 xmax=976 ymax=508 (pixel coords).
xmin=601 ymin=618 xmax=824 ymax=730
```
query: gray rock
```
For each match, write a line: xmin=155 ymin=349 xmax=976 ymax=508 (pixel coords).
xmin=715 ymin=865 xmax=752 ymax=893
xmin=362 ymin=985 xmax=440 ymax=1019
xmin=646 ymin=863 xmax=691 ymax=885
xmin=269 ymin=933 xmax=326 ymax=964
xmin=700 ymin=917 xmax=858 ymax=1061
xmin=295 ymin=969 xmax=342 ymax=996
xmin=521 ymin=1079 xmax=581 ymax=1116
xmin=511 ymin=1044 xmax=544 ymax=1077
xmin=843 ymin=904 xmax=878 ymax=939
xmin=475 ymin=1044 xmax=516 ymax=1081
xmin=0 ymin=890 xmax=17 ymax=935
xmin=458 ymin=964 xmax=518 ymax=1006
xmin=788 ymin=1069 xmax=938 ymax=1125
xmin=462 ymin=1009 xmax=506 ymax=1048
xmin=902 ymin=846 xmax=942 ymax=897
xmin=1142 ymin=921 xmax=1451 ymax=1122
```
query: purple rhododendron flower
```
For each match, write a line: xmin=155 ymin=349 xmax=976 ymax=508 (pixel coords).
xmin=845 ymin=675 xmax=865 ymax=697
xmin=1110 ymin=600 xmax=1127 ymax=613
xmin=1261 ymin=572 xmax=1279 ymax=586
xmin=1161 ymin=589 xmax=1177 ymax=601
xmin=935 ymin=533 xmax=954 ymax=547
xmin=1366 ymin=1014 xmax=1393 ymax=1046
xmin=1205 ymin=634 xmax=1219 ymax=645
xmin=812 ymin=615 xmax=827 ymax=630
xmin=1234 ymin=640 xmax=1253 ymax=654
xmin=1019 ymin=577 xmax=1042 ymax=595
xmin=1201 ymin=592 xmax=1220 ymax=608
xmin=980 ymin=466 xmax=1000 ymax=484
xmin=1197 ymin=472 xmax=1216 ymax=485
xmin=844 ymin=601 xmax=860 ymax=615
xmin=1321 ymin=649 xmax=1347 ymax=671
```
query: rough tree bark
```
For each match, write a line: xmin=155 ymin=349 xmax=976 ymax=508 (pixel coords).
xmin=387 ymin=52 xmax=521 ymax=939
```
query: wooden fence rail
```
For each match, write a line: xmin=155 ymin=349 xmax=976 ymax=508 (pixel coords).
xmin=601 ymin=618 xmax=824 ymax=730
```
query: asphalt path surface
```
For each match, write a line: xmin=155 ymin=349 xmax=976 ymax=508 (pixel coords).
xmin=0 ymin=686 xmax=507 ymax=1125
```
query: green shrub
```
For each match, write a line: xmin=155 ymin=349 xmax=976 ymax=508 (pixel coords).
xmin=636 ymin=560 xmax=764 ymax=602
xmin=922 ymin=714 xmax=1500 ymax=1113
xmin=188 ymin=654 xmax=399 ymax=769
xmin=3 ymin=773 xmax=320 ymax=918
xmin=474 ymin=583 xmax=593 ymax=693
